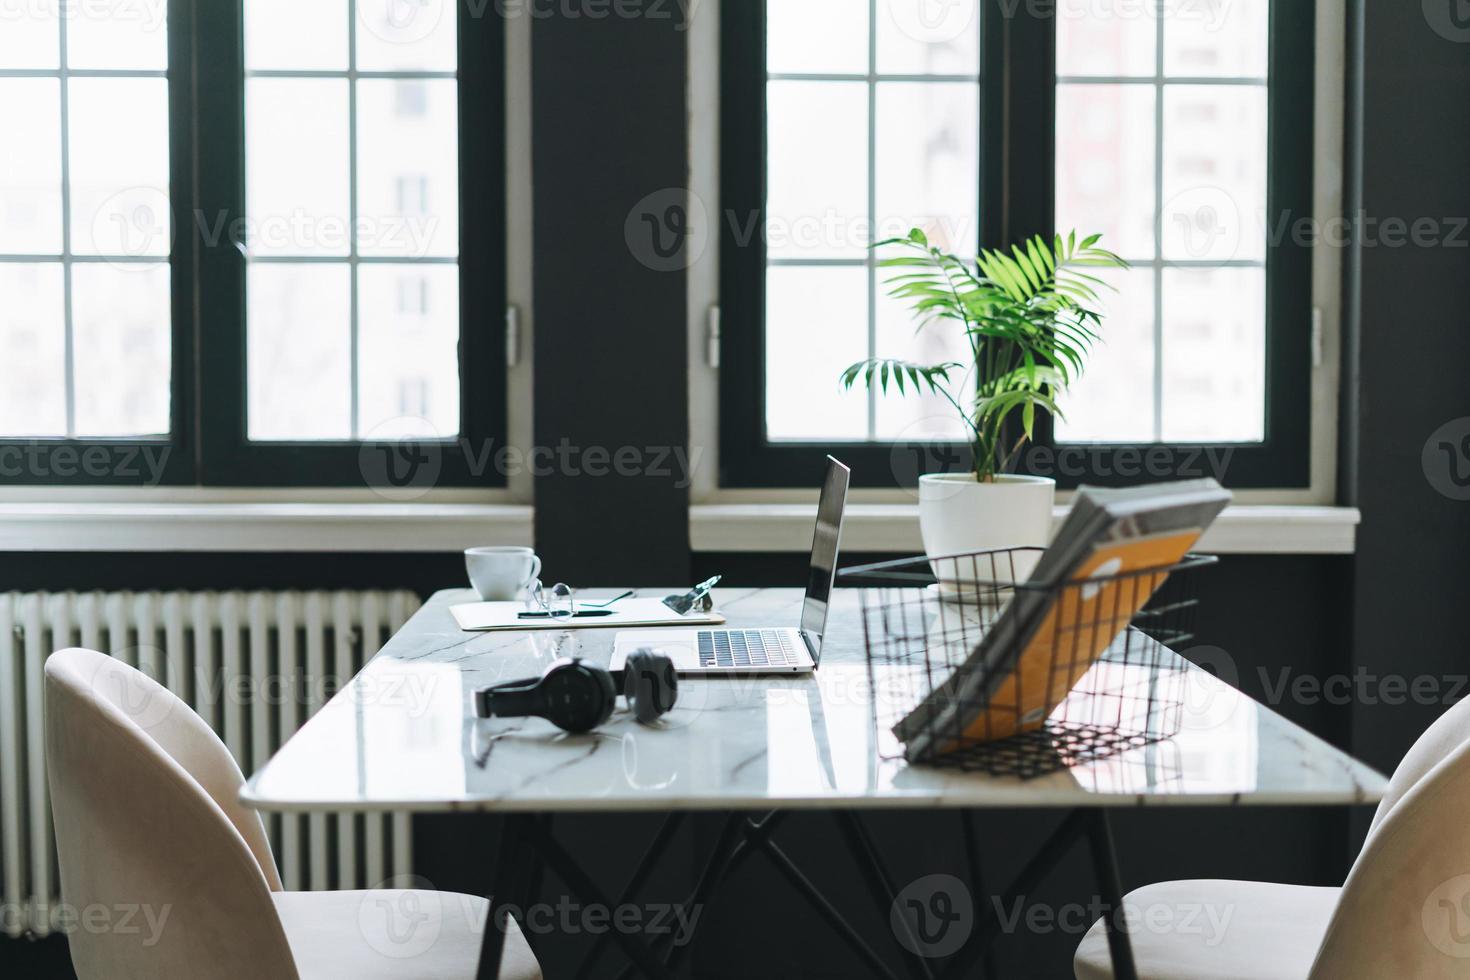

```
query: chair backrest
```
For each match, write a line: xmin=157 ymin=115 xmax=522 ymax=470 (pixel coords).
xmin=45 ymin=648 xmax=299 ymax=980
xmin=1310 ymin=695 xmax=1470 ymax=978
xmin=1364 ymin=694 xmax=1470 ymax=836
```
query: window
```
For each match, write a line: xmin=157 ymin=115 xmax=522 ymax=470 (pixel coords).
xmin=394 ymin=79 xmax=429 ymax=117
xmin=0 ymin=0 xmax=507 ymax=486
xmin=720 ymin=1 xmax=1313 ymax=488
xmin=242 ymin=4 xmax=458 ymax=444
xmin=762 ymin=0 xmax=978 ymax=445
xmin=398 ymin=377 xmax=431 ymax=418
xmin=0 ymin=3 xmax=188 ymax=484
xmin=1054 ymin=0 xmax=1269 ymax=444
xmin=393 ymin=175 xmax=434 ymax=216
xmin=397 ymin=274 xmax=431 ymax=315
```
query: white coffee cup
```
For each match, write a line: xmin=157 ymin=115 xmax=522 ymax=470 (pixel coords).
xmin=465 ymin=547 xmax=542 ymax=601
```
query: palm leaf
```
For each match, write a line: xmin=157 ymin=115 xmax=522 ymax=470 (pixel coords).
xmin=858 ymin=226 xmax=1126 ymax=479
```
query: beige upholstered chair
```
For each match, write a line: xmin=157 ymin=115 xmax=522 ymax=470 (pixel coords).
xmin=45 ymin=648 xmax=541 ymax=980
xmin=1075 ymin=694 xmax=1470 ymax=978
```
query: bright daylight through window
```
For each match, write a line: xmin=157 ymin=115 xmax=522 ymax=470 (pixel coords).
xmin=1054 ymin=0 xmax=1268 ymax=444
xmin=0 ymin=3 xmax=171 ymax=439
xmin=243 ymin=0 xmax=461 ymax=444
xmin=761 ymin=0 xmax=1271 ymax=448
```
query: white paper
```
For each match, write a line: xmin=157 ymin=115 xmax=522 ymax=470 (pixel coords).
xmin=450 ymin=597 xmax=727 ymax=632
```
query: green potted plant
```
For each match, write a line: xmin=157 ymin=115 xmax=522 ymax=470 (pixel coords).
xmin=842 ymin=228 xmax=1127 ymax=579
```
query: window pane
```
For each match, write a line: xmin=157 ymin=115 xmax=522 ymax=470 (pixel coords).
xmin=766 ymin=266 xmax=868 ymax=441
xmin=356 ymin=79 xmax=458 ymax=258
xmin=247 ymin=265 xmax=352 ymax=440
xmin=243 ymin=9 xmax=465 ymax=449
xmin=1164 ymin=0 xmax=1269 ymax=78
xmin=72 ymin=264 xmax=171 ymax=437
xmin=0 ymin=5 xmax=58 ymax=68
xmin=358 ymin=265 xmax=459 ymax=438
xmin=1056 ymin=83 xmax=1155 ymax=260
xmin=0 ymin=264 xmax=66 ymax=437
xmin=65 ymin=1 xmax=168 ymax=70
xmin=875 ymin=0 xmax=979 ymax=76
xmin=0 ymin=79 xmax=63 ymax=255
xmin=245 ymin=0 xmax=349 ymax=71
xmin=1056 ymin=0 xmax=1156 ymax=77
xmin=356 ymin=0 xmax=457 ymax=72
xmin=873 ymin=277 xmax=970 ymax=441
xmin=764 ymin=10 xmax=988 ymax=444
xmin=1161 ymin=267 xmax=1265 ymax=443
xmin=246 ymin=79 xmax=351 ymax=257
xmin=69 ymin=78 xmax=171 ymax=257
xmin=767 ymin=81 xmax=868 ymax=259
xmin=875 ymin=82 xmax=978 ymax=253
xmin=768 ymin=0 xmax=868 ymax=75
xmin=1055 ymin=0 xmax=1271 ymax=453
xmin=1056 ymin=266 xmax=1157 ymax=443
xmin=1161 ymin=86 xmax=1267 ymax=263
xmin=0 ymin=8 xmax=175 ymax=447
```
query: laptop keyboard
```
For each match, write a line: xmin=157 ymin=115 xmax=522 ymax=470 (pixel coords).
xmin=697 ymin=629 xmax=802 ymax=669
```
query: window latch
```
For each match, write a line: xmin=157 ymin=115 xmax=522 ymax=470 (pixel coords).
xmin=707 ymin=305 xmax=721 ymax=370
xmin=506 ymin=305 xmax=521 ymax=367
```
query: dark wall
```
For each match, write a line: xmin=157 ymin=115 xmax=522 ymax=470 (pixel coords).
xmin=1345 ymin=0 xmax=1470 ymax=780
xmin=530 ymin=7 xmax=692 ymax=586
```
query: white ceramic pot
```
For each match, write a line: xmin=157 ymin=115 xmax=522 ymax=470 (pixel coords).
xmin=918 ymin=473 xmax=1056 ymax=585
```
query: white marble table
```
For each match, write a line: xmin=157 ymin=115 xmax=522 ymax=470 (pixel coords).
xmin=242 ymin=587 xmax=1388 ymax=980
xmin=243 ymin=588 xmax=1386 ymax=814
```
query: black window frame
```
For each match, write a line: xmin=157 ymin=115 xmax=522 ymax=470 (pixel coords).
xmin=0 ymin=0 xmax=507 ymax=488
xmin=719 ymin=0 xmax=1315 ymax=490
xmin=0 ymin=1 xmax=199 ymax=486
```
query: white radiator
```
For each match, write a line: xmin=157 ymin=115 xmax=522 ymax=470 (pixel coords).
xmin=0 ymin=589 xmax=422 ymax=938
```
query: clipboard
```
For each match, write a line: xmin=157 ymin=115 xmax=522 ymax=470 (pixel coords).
xmin=450 ymin=597 xmax=727 ymax=632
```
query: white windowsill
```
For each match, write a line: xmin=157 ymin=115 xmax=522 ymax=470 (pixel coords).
xmin=691 ymin=504 xmax=1361 ymax=556
xmin=0 ymin=502 xmax=535 ymax=553
xmin=0 ymin=502 xmax=1359 ymax=555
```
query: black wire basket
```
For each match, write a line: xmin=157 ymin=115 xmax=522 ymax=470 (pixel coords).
xmin=840 ymin=547 xmax=1217 ymax=780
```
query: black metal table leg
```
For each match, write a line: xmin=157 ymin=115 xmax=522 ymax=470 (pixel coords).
xmin=522 ymin=819 xmax=680 ymax=980
xmin=941 ymin=810 xmax=1092 ymax=980
xmin=1084 ymin=809 xmax=1138 ymax=980
xmin=476 ymin=813 xmax=536 ymax=980
xmin=482 ymin=806 xmax=1137 ymax=980
xmin=697 ymin=811 xmax=782 ymax=899
xmin=523 ymin=814 xmax=550 ymax=907
xmin=958 ymin=810 xmax=997 ymax=980
xmin=610 ymin=812 xmax=755 ymax=980
xmin=835 ymin=811 xmax=936 ymax=980
xmin=759 ymin=836 xmax=906 ymax=980
xmin=660 ymin=812 xmax=773 ymax=974
xmin=574 ymin=812 xmax=686 ymax=980
xmin=681 ymin=811 xmax=912 ymax=980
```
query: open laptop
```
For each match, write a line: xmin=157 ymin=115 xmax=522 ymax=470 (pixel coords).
xmin=611 ymin=456 xmax=850 ymax=675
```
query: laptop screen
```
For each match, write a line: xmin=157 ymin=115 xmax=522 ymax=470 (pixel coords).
xmin=800 ymin=457 xmax=850 ymax=660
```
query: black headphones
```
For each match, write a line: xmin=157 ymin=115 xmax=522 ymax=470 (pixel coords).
xmin=473 ymin=651 xmax=678 ymax=734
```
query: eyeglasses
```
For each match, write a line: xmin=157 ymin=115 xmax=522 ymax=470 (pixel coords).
xmin=526 ymin=580 xmax=577 ymax=621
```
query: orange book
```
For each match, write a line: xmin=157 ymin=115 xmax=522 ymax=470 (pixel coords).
xmin=896 ymin=479 xmax=1230 ymax=761
xmin=950 ymin=530 xmax=1201 ymax=747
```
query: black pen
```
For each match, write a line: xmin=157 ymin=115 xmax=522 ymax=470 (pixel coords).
xmin=516 ymin=609 xmax=618 ymax=620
